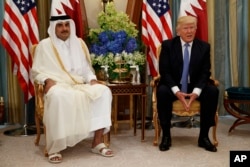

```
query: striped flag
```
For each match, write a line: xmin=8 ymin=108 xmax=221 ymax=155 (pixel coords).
xmin=142 ymin=0 xmax=173 ymax=77
xmin=1 ymin=0 xmax=39 ymax=103
xmin=50 ymin=0 xmax=84 ymax=38
xmin=179 ymin=0 xmax=208 ymax=41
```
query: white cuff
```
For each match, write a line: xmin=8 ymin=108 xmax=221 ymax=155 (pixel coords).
xmin=172 ymin=86 xmax=180 ymax=95
xmin=192 ymin=88 xmax=201 ymax=96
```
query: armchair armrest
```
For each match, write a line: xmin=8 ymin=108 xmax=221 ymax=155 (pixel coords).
xmin=209 ymin=78 xmax=219 ymax=87
xmin=34 ymin=80 xmax=44 ymax=121
xmin=150 ymin=75 xmax=160 ymax=87
xmin=150 ymin=76 xmax=219 ymax=88
xmin=150 ymin=75 xmax=160 ymax=105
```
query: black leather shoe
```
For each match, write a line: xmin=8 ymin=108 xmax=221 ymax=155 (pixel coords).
xmin=198 ymin=137 xmax=217 ymax=152
xmin=159 ymin=136 xmax=171 ymax=151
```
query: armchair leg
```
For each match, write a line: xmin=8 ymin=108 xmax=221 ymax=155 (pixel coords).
xmin=153 ymin=110 xmax=159 ymax=146
xmin=44 ymin=126 xmax=48 ymax=157
xmin=212 ymin=111 xmax=219 ymax=146
xmin=34 ymin=112 xmax=40 ymax=146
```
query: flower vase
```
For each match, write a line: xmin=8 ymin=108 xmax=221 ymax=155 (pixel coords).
xmin=102 ymin=65 xmax=109 ymax=84
xmin=136 ymin=65 xmax=141 ymax=84
xmin=95 ymin=65 xmax=109 ymax=82
xmin=95 ymin=68 xmax=105 ymax=81
xmin=130 ymin=65 xmax=137 ymax=84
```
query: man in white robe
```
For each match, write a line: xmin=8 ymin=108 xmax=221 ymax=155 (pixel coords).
xmin=31 ymin=15 xmax=114 ymax=163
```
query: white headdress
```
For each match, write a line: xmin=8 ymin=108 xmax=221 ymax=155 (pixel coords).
xmin=47 ymin=15 xmax=85 ymax=75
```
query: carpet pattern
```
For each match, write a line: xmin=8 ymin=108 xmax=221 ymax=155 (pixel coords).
xmin=0 ymin=116 xmax=250 ymax=167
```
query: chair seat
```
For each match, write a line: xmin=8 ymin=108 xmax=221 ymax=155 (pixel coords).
xmin=151 ymin=77 xmax=219 ymax=147
xmin=31 ymin=45 xmax=110 ymax=156
xmin=150 ymin=45 xmax=219 ymax=147
xmin=173 ymin=100 xmax=200 ymax=116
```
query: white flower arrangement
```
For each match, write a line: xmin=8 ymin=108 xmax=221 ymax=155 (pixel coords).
xmin=90 ymin=50 xmax=145 ymax=68
xmin=87 ymin=2 xmax=145 ymax=80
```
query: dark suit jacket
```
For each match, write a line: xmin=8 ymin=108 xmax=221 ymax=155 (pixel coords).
xmin=158 ymin=36 xmax=211 ymax=91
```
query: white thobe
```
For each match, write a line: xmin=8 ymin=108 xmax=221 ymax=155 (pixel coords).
xmin=31 ymin=38 xmax=112 ymax=154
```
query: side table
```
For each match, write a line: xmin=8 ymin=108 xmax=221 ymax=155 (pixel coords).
xmin=108 ymin=83 xmax=147 ymax=141
xmin=223 ymin=87 xmax=250 ymax=132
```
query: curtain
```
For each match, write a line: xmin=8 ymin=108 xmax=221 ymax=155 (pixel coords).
xmin=0 ymin=0 xmax=8 ymax=123
xmin=0 ymin=0 xmax=249 ymax=122
xmin=0 ymin=0 xmax=6 ymax=101
xmin=0 ymin=0 xmax=24 ymax=124
xmin=36 ymin=0 xmax=51 ymax=39
xmin=170 ymin=0 xmax=249 ymax=115
xmin=0 ymin=0 xmax=74 ymax=124
xmin=0 ymin=0 xmax=51 ymax=124
xmin=237 ymin=0 xmax=249 ymax=86
xmin=249 ymin=1 xmax=250 ymax=85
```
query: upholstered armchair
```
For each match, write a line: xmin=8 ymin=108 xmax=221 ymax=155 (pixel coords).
xmin=150 ymin=75 xmax=219 ymax=146
xmin=31 ymin=45 xmax=109 ymax=157
xmin=150 ymin=46 xmax=219 ymax=146
xmin=33 ymin=80 xmax=48 ymax=156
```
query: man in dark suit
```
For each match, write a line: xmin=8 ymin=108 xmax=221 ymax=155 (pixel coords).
xmin=157 ymin=16 xmax=219 ymax=152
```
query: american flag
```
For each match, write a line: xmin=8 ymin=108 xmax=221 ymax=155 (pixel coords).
xmin=142 ymin=0 xmax=173 ymax=77
xmin=50 ymin=0 xmax=83 ymax=38
xmin=1 ymin=0 xmax=39 ymax=103
xmin=179 ymin=0 xmax=208 ymax=41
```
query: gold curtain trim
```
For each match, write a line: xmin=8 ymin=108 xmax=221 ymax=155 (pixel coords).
xmin=229 ymin=0 xmax=238 ymax=86
xmin=207 ymin=0 xmax=215 ymax=77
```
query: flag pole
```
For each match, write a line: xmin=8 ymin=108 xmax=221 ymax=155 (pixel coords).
xmin=4 ymin=103 xmax=37 ymax=136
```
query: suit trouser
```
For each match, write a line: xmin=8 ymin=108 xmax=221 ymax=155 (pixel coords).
xmin=156 ymin=83 xmax=219 ymax=137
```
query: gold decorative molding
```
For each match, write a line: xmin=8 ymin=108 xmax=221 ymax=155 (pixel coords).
xmin=126 ymin=0 xmax=142 ymax=30
xmin=80 ymin=0 xmax=89 ymax=39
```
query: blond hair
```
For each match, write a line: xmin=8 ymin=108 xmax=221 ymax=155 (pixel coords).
xmin=176 ymin=16 xmax=197 ymax=31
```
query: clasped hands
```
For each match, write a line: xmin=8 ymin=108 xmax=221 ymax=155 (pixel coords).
xmin=175 ymin=91 xmax=198 ymax=111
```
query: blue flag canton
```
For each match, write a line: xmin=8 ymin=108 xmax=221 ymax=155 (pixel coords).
xmin=147 ymin=0 xmax=170 ymax=17
xmin=13 ymin=0 xmax=36 ymax=15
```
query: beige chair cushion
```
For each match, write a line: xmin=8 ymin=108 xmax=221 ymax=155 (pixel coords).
xmin=172 ymin=100 xmax=200 ymax=116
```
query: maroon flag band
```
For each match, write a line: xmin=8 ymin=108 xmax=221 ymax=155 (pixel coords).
xmin=179 ymin=0 xmax=208 ymax=42
xmin=50 ymin=0 xmax=84 ymax=38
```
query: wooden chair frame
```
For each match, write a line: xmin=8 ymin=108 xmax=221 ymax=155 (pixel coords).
xmin=31 ymin=45 xmax=109 ymax=157
xmin=150 ymin=76 xmax=219 ymax=147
